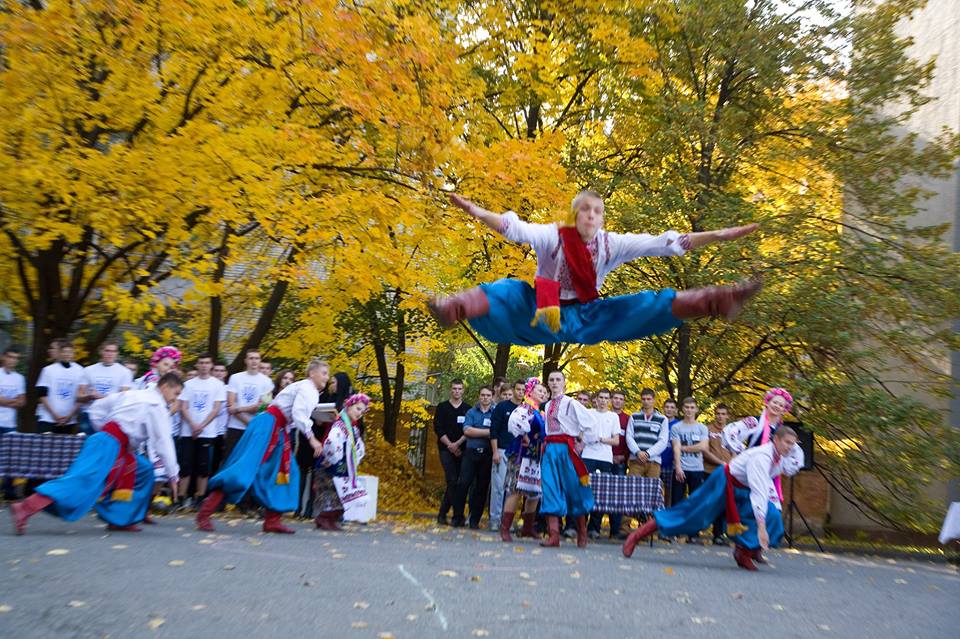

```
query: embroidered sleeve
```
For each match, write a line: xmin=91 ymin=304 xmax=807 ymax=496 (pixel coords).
xmin=321 ymin=422 xmax=347 ymax=466
xmin=607 ymin=229 xmax=687 ymax=267
xmin=780 ymin=444 xmax=805 ymax=477
xmin=498 ymin=210 xmax=559 ymax=254
xmin=508 ymin=406 xmax=531 ymax=437
xmin=722 ymin=417 xmax=758 ymax=454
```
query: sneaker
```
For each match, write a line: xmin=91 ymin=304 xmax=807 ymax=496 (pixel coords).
xmin=179 ymin=497 xmax=194 ymax=511
xmin=468 ymin=522 xmax=480 ymax=530
xmin=436 ymin=515 xmax=449 ymax=526
xmin=712 ymin=535 xmax=730 ymax=546
xmin=658 ymin=534 xmax=674 ymax=544
xmin=588 ymin=530 xmax=601 ymax=540
xmin=451 ymin=518 xmax=465 ymax=528
xmin=686 ymin=536 xmax=703 ymax=545
xmin=562 ymin=528 xmax=577 ymax=539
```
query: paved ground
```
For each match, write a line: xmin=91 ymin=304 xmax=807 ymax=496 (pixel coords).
xmin=0 ymin=508 xmax=957 ymax=639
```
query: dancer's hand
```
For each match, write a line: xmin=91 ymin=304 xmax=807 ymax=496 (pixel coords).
xmin=758 ymin=520 xmax=770 ymax=550
xmin=448 ymin=193 xmax=477 ymax=216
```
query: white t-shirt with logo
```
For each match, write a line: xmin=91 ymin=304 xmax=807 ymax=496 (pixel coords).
xmin=36 ymin=362 xmax=85 ymax=424
xmin=226 ymin=371 xmax=274 ymax=431
xmin=0 ymin=369 xmax=26 ymax=430
xmin=178 ymin=376 xmax=227 ymax=438
xmin=83 ymin=362 xmax=134 ymax=397
xmin=582 ymin=409 xmax=619 ymax=464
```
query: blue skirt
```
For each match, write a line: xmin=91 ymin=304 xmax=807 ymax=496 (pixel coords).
xmin=208 ymin=411 xmax=300 ymax=512
xmin=468 ymin=278 xmax=681 ymax=346
xmin=36 ymin=432 xmax=155 ymax=526
xmin=653 ymin=465 xmax=784 ymax=549
xmin=539 ymin=442 xmax=594 ymax=517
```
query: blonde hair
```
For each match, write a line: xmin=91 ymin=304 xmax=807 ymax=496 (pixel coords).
xmin=306 ymin=358 xmax=329 ymax=375
xmin=568 ymin=189 xmax=604 ymax=224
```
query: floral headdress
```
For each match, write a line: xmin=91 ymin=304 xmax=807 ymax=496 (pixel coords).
xmin=150 ymin=346 xmax=182 ymax=367
xmin=343 ymin=393 xmax=371 ymax=410
xmin=764 ymin=387 xmax=793 ymax=412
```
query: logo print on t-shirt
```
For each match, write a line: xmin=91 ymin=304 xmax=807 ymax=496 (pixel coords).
xmin=94 ymin=378 xmax=114 ymax=395
xmin=193 ymin=392 xmax=209 ymax=413
xmin=242 ymin=385 xmax=257 ymax=404
xmin=56 ymin=381 xmax=75 ymax=400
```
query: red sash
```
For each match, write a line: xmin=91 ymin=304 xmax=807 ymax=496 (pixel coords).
xmin=262 ymin=405 xmax=291 ymax=485
xmin=557 ymin=226 xmax=599 ymax=304
xmin=723 ymin=465 xmax=749 ymax=536
xmin=545 ymin=434 xmax=590 ymax=486
xmin=101 ymin=422 xmax=136 ymax=502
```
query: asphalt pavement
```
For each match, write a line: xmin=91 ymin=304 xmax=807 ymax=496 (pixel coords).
xmin=0 ymin=508 xmax=957 ymax=639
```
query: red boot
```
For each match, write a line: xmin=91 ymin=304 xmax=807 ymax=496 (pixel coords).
xmin=499 ymin=511 xmax=515 ymax=543
xmin=671 ymin=279 xmax=762 ymax=322
xmin=575 ymin=515 xmax=588 ymax=549
xmin=540 ymin=516 xmax=561 ymax=547
xmin=427 ymin=287 xmax=490 ymax=328
xmin=734 ymin=544 xmax=758 ymax=571
xmin=107 ymin=523 xmax=143 ymax=532
xmin=10 ymin=493 xmax=53 ymax=536
xmin=622 ymin=518 xmax=658 ymax=558
xmin=195 ymin=490 xmax=225 ymax=532
xmin=263 ymin=510 xmax=295 ymax=534
xmin=519 ymin=513 xmax=537 ymax=539
xmin=314 ymin=510 xmax=342 ymax=531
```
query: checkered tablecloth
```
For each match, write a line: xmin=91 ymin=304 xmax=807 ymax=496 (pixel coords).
xmin=0 ymin=432 xmax=85 ymax=479
xmin=591 ymin=473 xmax=664 ymax=514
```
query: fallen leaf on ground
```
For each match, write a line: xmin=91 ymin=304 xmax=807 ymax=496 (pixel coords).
xmin=772 ymin=604 xmax=785 ymax=611
xmin=351 ymin=621 xmax=368 ymax=629
xmin=519 ymin=572 xmax=530 ymax=579
xmin=470 ymin=575 xmax=481 ymax=582
xmin=818 ymin=624 xmax=830 ymax=631
xmin=815 ymin=577 xmax=826 ymax=583
xmin=168 ymin=560 xmax=185 ymax=567
xmin=472 ymin=629 xmax=490 ymax=636
xmin=731 ymin=592 xmax=744 ymax=600
xmin=692 ymin=617 xmax=716 ymax=624
xmin=514 ymin=546 xmax=524 ymax=553
xmin=521 ymin=601 xmax=532 ymax=608
xmin=111 ymin=544 xmax=128 ymax=550
xmin=223 ymin=565 xmax=236 ymax=571
xmin=332 ymin=553 xmax=346 ymax=559
xmin=0 ymin=604 xmax=11 ymax=613
xmin=191 ymin=604 xmax=207 ymax=611
xmin=148 ymin=618 xmax=165 ymax=630
xmin=68 ymin=601 xmax=85 ymax=608
xmin=377 ymin=633 xmax=396 ymax=639
xmin=437 ymin=570 xmax=458 ymax=577
xmin=894 ymin=579 xmax=907 ymax=585
xmin=354 ymin=601 xmax=370 ymax=609
xmin=406 ymin=614 xmax=418 ymax=621
xmin=46 ymin=549 xmax=70 ymax=556
xmin=569 ymin=571 xmax=581 ymax=579
xmin=663 ymin=567 xmax=674 ymax=575
xmin=198 ymin=539 xmax=214 ymax=545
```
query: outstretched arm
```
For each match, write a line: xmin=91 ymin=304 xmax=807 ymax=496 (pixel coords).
xmin=449 ymin=194 xmax=503 ymax=232
xmin=684 ymin=223 xmax=758 ymax=250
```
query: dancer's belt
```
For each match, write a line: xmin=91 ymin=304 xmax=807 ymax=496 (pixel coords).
xmin=545 ymin=434 xmax=590 ymax=486
xmin=723 ymin=464 xmax=749 ymax=536
xmin=101 ymin=422 xmax=136 ymax=502
xmin=262 ymin=405 xmax=291 ymax=485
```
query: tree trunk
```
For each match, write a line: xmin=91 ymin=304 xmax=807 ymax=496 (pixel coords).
xmin=493 ymin=343 xmax=511 ymax=379
xmin=542 ymin=343 xmax=562 ymax=379
xmin=676 ymin=323 xmax=692 ymax=401
xmin=207 ymin=226 xmax=231 ymax=359
xmin=373 ymin=340 xmax=398 ymax=444
xmin=227 ymin=247 xmax=297 ymax=374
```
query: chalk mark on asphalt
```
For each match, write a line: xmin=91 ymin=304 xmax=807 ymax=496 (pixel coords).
xmin=397 ymin=563 xmax=448 ymax=631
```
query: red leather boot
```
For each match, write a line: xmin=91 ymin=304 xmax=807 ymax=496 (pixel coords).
xmin=671 ymin=279 xmax=762 ymax=322
xmin=540 ymin=516 xmax=561 ymax=547
xmin=263 ymin=510 xmax=295 ymax=534
xmin=196 ymin=490 xmax=225 ymax=532
xmin=499 ymin=511 xmax=515 ymax=542
xmin=621 ymin=518 xmax=658 ymax=558
xmin=734 ymin=544 xmax=758 ymax=571
xmin=427 ymin=287 xmax=490 ymax=328
xmin=107 ymin=523 xmax=143 ymax=532
xmin=519 ymin=513 xmax=537 ymax=538
xmin=10 ymin=493 xmax=53 ymax=536
xmin=575 ymin=516 xmax=588 ymax=548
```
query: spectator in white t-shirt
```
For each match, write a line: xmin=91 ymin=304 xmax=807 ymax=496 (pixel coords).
xmin=35 ymin=339 xmax=85 ymax=434
xmin=0 ymin=346 xmax=26 ymax=434
xmin=77 ymin=342 xmax=134 ymax=434
xmin=0 ymin=346 xmax=26 ymax=499
xmin=78 ymin=342 xmax=134 ymax=401
xmin=583 ymin=388 xmax=620 ymax=538
xmin=210 ymin=361 xmax=230 ymax=475
xmin=225 ymin=350 xmax=275 ymax=460
xmin=177 ymin=353 xmax=226 ymax=505
xmin=259 ymin=360 xmax=273 ymax=378
xmin=670 ymin=396 xmax=710 ymax=543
